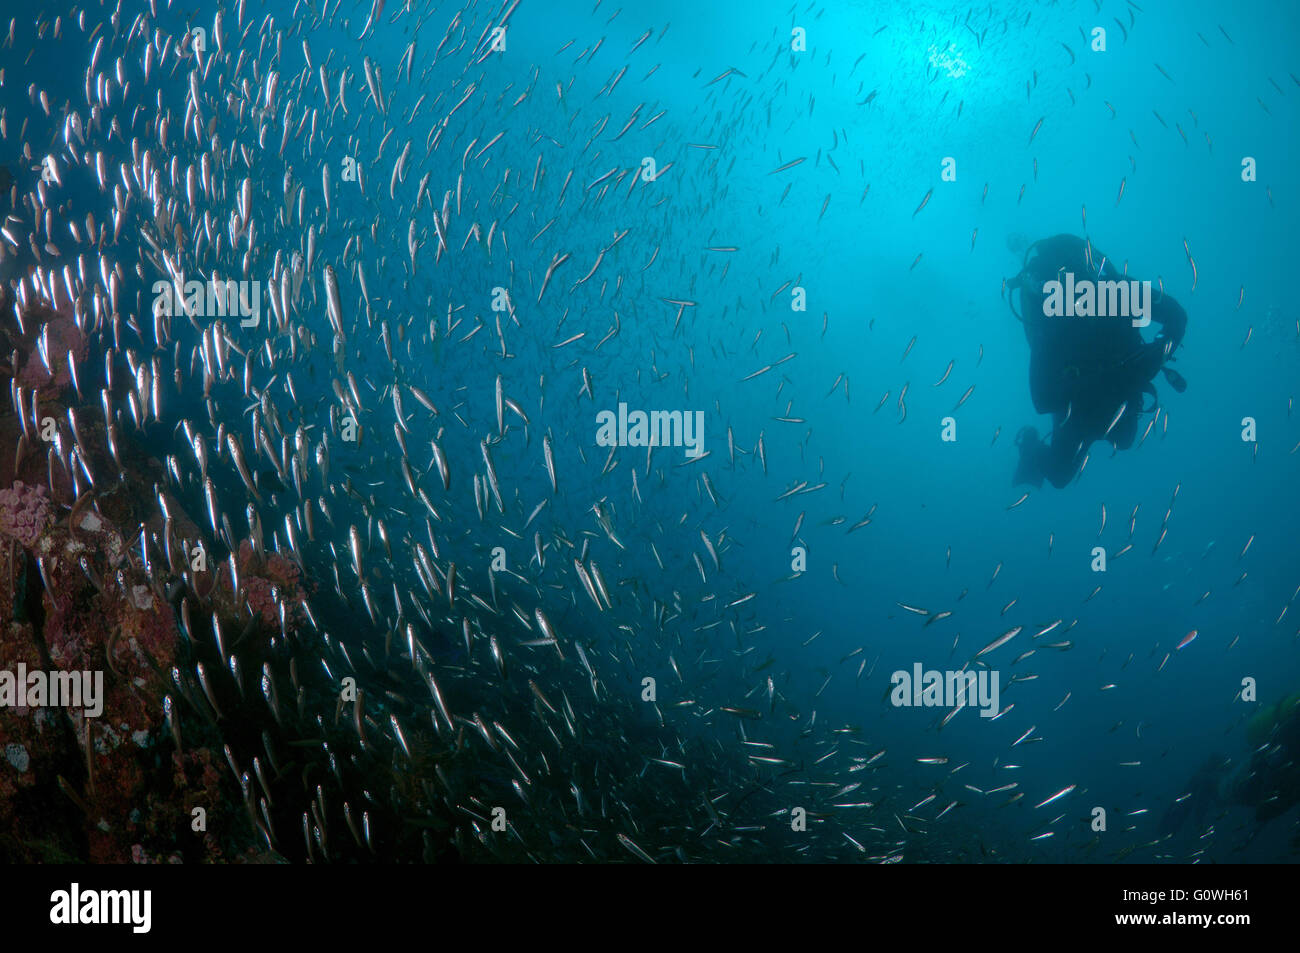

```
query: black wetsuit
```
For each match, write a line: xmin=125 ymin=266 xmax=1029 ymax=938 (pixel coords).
xmin=1009 ymin=234 xmax=1187 ymax=488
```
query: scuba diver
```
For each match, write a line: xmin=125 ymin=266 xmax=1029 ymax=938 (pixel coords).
xmin=1158 ymin=752 xmax=1231 ymax=839
xmin=1161 ymin=693 xmax=1300 ymax=843
xmin=1230 ymin=691 xmax=1300 ymax=825
xmin=1006 ymin=234 xmax=1187 ymax=488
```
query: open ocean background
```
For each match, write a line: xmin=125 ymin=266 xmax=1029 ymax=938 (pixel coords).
xmin=2 ymin=0 xmax=1297 ymax=863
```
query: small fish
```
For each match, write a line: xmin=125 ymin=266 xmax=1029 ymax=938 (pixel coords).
xmin=975 ymin=626 xmax=1022 ymax=658
xmin=767 ymin=157 xmax=806 ymax=175
xmin=616 ymin=832 xmax=657 ymax=863
xmin=1183 ymin=237 xmax=1198 ymax=291
xmin=1033 ymin=784 xmax=1077 ymax=809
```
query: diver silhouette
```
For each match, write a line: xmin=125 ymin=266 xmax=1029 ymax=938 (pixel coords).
xmin=1231 ymin=692 xmax=1300 ymax=825
xmin=1006 ymin=234 xmax=1187 ymax=488
xmin=1158 ymin=752 xmax=1230 ymax=839
xmin=1161 ymin=694 xmax=1300 ymax=842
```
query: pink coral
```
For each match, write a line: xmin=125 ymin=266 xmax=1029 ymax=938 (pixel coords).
xmin=0 ymin=481 xmax=51 ymax=547
xmin=216 ymin=540 xmax=307 ymax=630
xmin=16 ymin=308 xmax=88 ymax=391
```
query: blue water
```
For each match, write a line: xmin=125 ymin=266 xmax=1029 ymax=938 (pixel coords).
xmin=4 ymin=0 xmax=1298 ymax=862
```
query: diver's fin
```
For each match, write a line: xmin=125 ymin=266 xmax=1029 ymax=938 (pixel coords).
xmin=1013 ymin=427 xmax=1046 ymax=488
xmin=1013 ymin=455 xmax=1045 ymax=489
xmin=1141 ymin=382 xmax=1159 ymax=414
xmin=1162 ymin=366 xmax=1187 ymax=393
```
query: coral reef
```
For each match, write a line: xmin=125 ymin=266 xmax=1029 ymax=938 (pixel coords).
xmin=0 ymin=291 xmax=275 ymax=863
xmin=0 ymin=484 xmax=268 ymax=862
xmin=0 ymin=482 xmax=51 ymax=548
xmin=213 ymin=539 xmax=309 ymax=633
xmin=5 ymin=295 xmax=88 ymax=393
